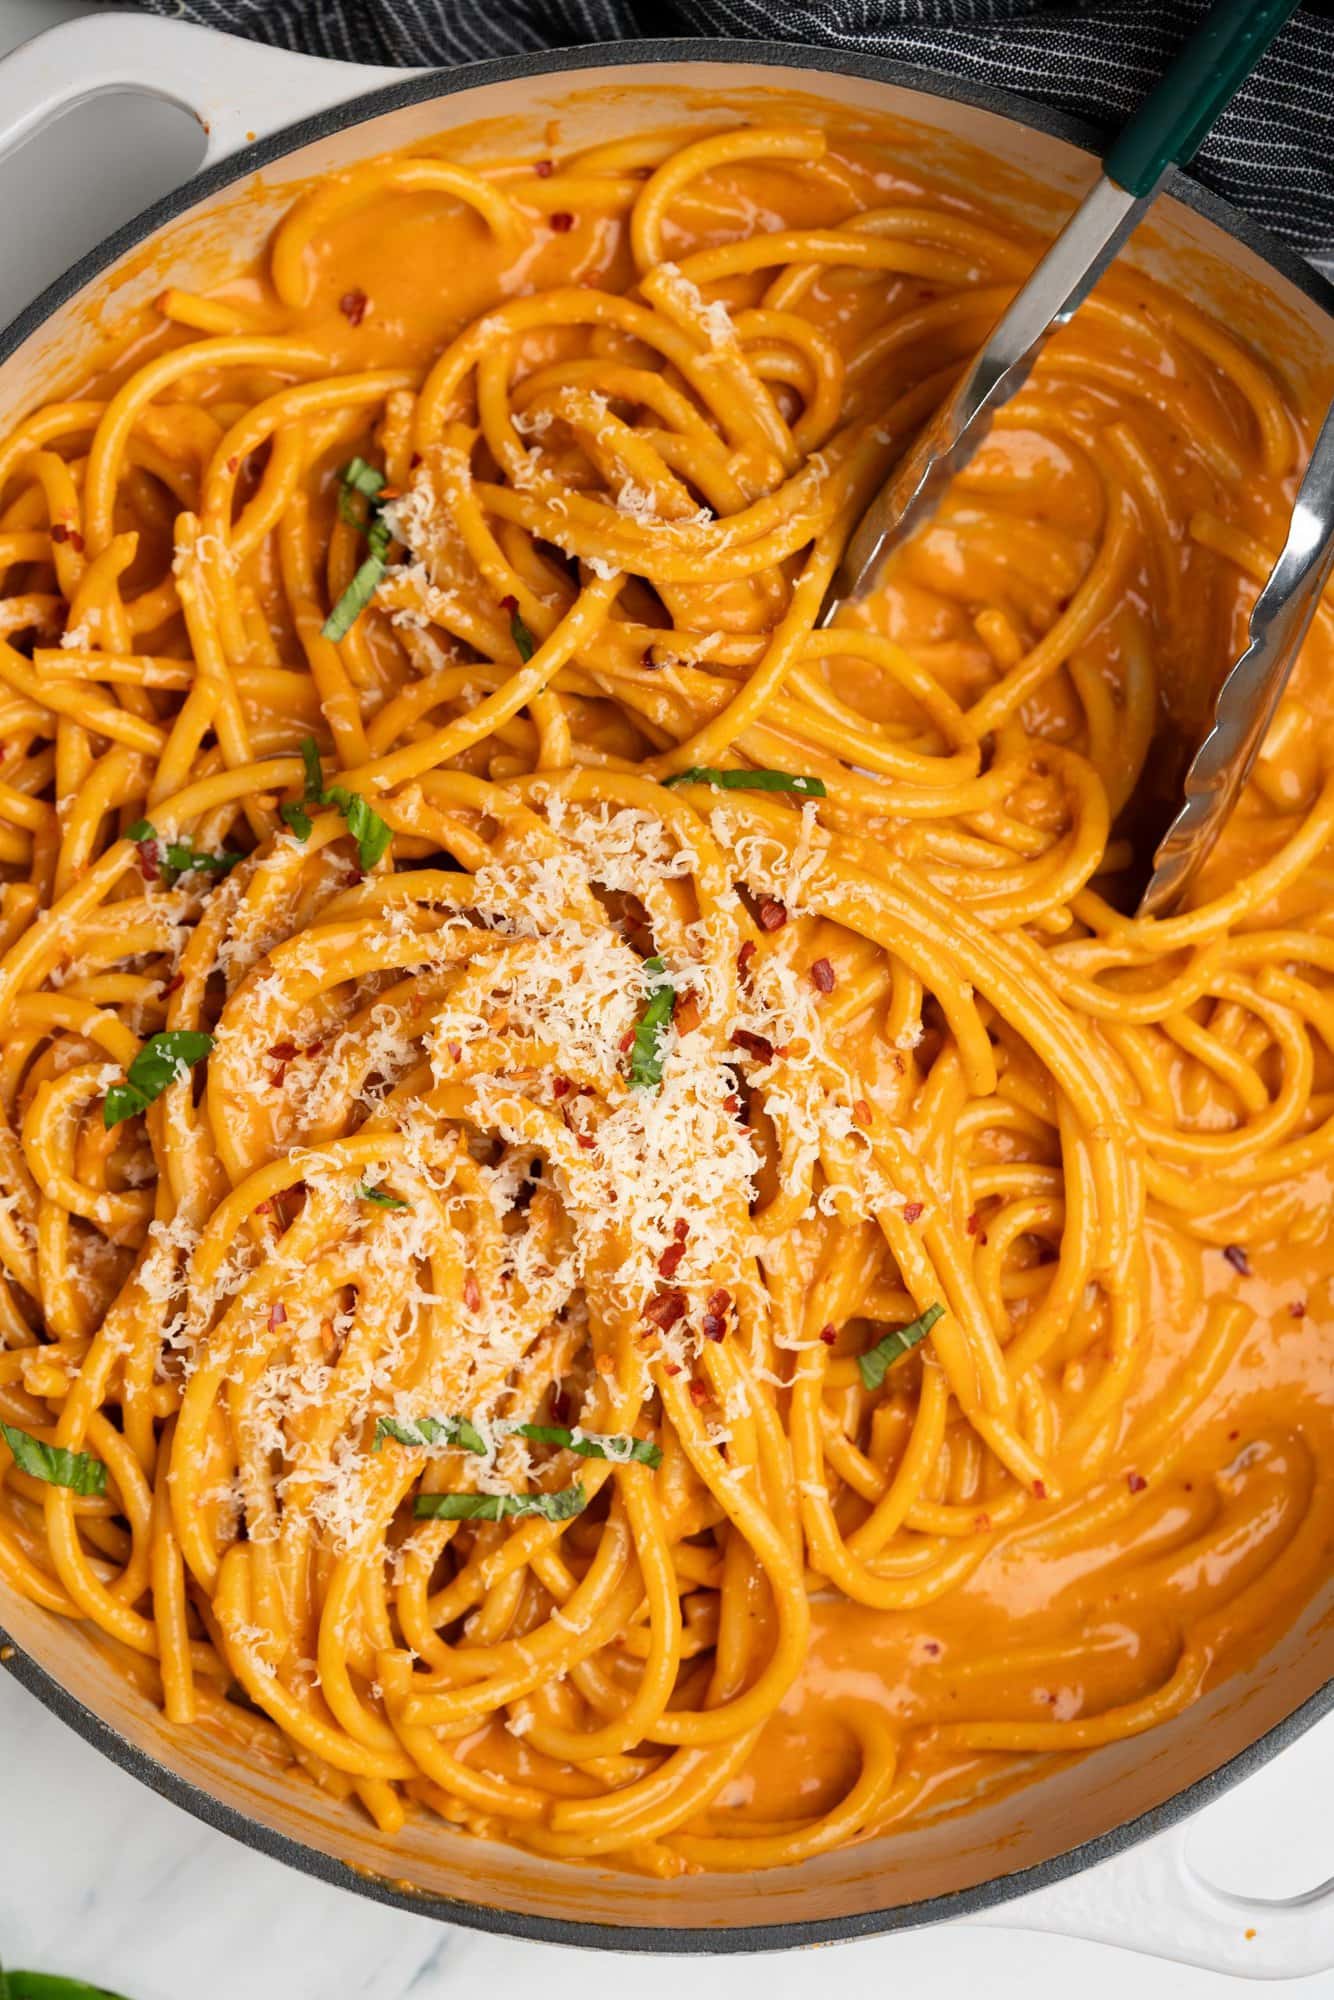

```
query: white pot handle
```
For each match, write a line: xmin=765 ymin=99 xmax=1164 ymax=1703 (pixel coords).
xmin=966 ymin=1821 xmax=1334 ymax=1979
xmin=0 ymin=10 xmax=404 ymax=171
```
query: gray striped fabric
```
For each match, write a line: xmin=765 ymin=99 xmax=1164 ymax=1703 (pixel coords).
xmin=134 ymin=0 xmax=1334 ymax=256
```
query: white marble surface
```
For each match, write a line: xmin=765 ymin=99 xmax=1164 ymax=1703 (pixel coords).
xmin=0 ymin=5 xmax=1330 ymax=1994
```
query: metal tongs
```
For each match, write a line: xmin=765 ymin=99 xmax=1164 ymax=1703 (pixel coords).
xmin=821 ymin=0 xmax=1334 ymax=917
xmin=1138 ymin=404 xmax=1334 ymax=916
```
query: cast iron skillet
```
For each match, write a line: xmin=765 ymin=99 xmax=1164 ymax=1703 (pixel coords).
xmin=0 ymin=33 xmax=1330 ymax=1954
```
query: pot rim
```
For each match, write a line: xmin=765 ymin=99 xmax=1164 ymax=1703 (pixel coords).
xmin=1 ymin=31 xmax=1330 ymax=1953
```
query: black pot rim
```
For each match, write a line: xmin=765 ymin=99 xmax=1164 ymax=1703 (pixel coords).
xmin=1 ymin=30 xmax=1331 ymax=1955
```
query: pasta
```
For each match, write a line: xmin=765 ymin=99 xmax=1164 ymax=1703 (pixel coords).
xmin=0 ymin=109 xmax=1331 ymax=1877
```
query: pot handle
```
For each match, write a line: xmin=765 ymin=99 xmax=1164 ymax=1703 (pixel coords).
xmin=966 ymin=1821 xmax=1334 ymax=1978
xmin=0 ymin=11 xmax=403 ymax=171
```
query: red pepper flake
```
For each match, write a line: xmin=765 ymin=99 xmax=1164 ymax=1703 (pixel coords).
xmin=673 ymin=1218 xmax=688 ymax=1242
xmin=730 ymin=1028 xmax=774 ymax=1064
xmin=534 ymin=158 xmax=554 ymax=178
xmin=50 ymin=522 xmax=84 ymax=551
xmin=576 ymin=1133 xmax=597 ymax=1151
xmin=662 ymin=1361 xmax=681 ymax=1376
xmin=723 ymin=1093 xmax=741 ymax=1115
xmin=268 ymin=1301 xmax=287 ymax=1331
xmin=1032 ymin=1479 xmax=1048 ymax=1500
xmin=891 ymin=1053 xmax=905 ymax=1075
xmin=902 ymin=1200 xmax=924 ymax=1224
xmin=922 ymin=1639 xmax=942 ymax=1658
xmin=819 ymin=1324 xmax=837 ymax=1346
xmin=758 ymin=897 xmax=787 ymax=932
xmin=1222 ymin=1243 xmax=1251 ymax=1276
xmin=643 ymin=1287 xmax=687 ymax=1331
xmin=463 ymin=1275 xmax=481 ymax=1313
xmin=1289 ymin=1298 xmax=1308 ymax=1318
xmin=552 ymin=1075 xmax=572 ymax=1099
xmin=810 ymin=957 xmax=835 ymax=994
xmin=658 ymin=1241 xmax=686 ymax=1280
xmin=226 ymin=455 xmax=240 ymax=475
xmin=339 ymin=288 xmax=369 ymax=326
xmin=446 ymin=1041 xmax=462 ymax=1063
xmin=966 ymin=1212 xmax=983 ymax=1237
xmin=688 ymin=1379 xmax=709 ymax=1407
xmin=701 ymin=1287 xmax=731 ymax=1342
xmin=255 ymin=1199 xmax=273 ymax=1217
xmin=160 ymin=973 xmax=184 ymax=997
xmin=618 ymin=1028 xmax=636 ymax=1053
xmin=549 ymin=211 xmax=575 ymax=233
xmin=1126 ymin=1471 xmax=1147 ymax=1493
xmin=853 ymin=1097 xmax=873 ymax=1127
xmin=268 ymin=1041 xmax=298 ymax=1061
xmin=973 ymin=1512 xmax=992 ymax=1533
xmin=736 ymin=940 xmax=756 ymax=980
xmin=135 ymin=837 xmax=161 ymax=883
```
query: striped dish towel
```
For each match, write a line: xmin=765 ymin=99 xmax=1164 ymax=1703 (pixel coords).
xmin=134 ymin=0 xmax=1334 ymax=258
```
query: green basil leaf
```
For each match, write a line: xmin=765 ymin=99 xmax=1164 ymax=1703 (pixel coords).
xmin=1 ymin=1424 xmax=107 ymax=1497
xmin=300 ymin=736 xmax=325 ymax=801
xmin=280 ymin=801 xmax=313 ymax=842
xmin=858 ymin=1302 xmax=944 ymax=1392
xmin=510 ymin=608 xmax=536 ymax=663
xmin=127 ymin=819 xmax=241 ymax=885
xmin=357 ymin=1184 xmax=409 ymax=1210
xmin=413 ymin=1484 xmax=587 ymax=1522
xmin=628 ymin=955 xmax=675 ymax=1091
xmin=322 ymin=552 xmax=386 ymax=642
xmin=2 ymin=1974 xmax=132 ymax=1999
xmin=661 ymin=767 xmax=826 ymax=796
xmin=103 ymin=1031 xmax=213 ymax=1130
xmin=513 ymin=1423 xmax=662 ymax=1468
xmin=337 ymin=456 xmax=385 ymax=527
xmin=287 ymin=738 xmax=391 ymax=869
xmin=374 ymin=1414 xmax=487 ymax=1455
xmin=330 ymin=788 xmax=392 ymax=872
xmin=162 ymin=840 xmax=242 ymax=882
xmin=341 ymin=457 xmax=385 ymax=500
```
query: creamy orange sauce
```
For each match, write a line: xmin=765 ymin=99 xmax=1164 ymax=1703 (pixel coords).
xmin=0 ymin=103 xmax=1330 ymax=1874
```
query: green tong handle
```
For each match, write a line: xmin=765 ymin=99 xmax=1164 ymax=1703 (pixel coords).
xmin=1104 ymin=0 xmax=1301 ymax=198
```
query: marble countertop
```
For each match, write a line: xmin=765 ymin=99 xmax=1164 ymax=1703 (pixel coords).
xmin=0 ymin=6 xmax=1329 ymax=1994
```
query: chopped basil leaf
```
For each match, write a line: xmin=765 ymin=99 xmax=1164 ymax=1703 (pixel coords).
xmin=324 ymin=460 xmax=394 ymax=639
xmin=104 ymin=1030 xmax=213 ymax=1129
xmin=282 ymin=735 xmax=391 ymax=870
xmin=1 ymin=1423 xmax=107 ymax=1496
xmin=628 ymin=955 xmax=675 ymax=1091
xmin=0 ymin=1972 xmax=132 ymax=1999
xmin=413 ymin=1484 xmax=587 ymax=1522
xmin=300 ymin=736 xmax=324 ymax=799
xmin=323 ymin=553 xmax=386 ymax=640
xmin=280 ymin=801 xmax=313 ymax=841
xmin=662 ymin=767 xmax=826 ymax=796
xmin=328 ymin=786 xmax=393 ymax=871
xmin=858 ymin=1302 xmax=944 ymax=1391
xmin=374 ymin=1414 xmax=487 ymax=1455
xmin=510 ymin=607 xmax=536 ymax=662
xmin=513 ymin=1423 xmax=662 ymax=1468
xmin=357 ymin=1184 xmax=409 ymax=1210
xmin=337 ymin=456 xmax=385 ymax=523
xmin=126 ymin=819 xmax=241 ymax=887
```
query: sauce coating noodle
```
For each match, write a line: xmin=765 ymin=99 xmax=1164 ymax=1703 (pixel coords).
xmin=0 ymin=111 xmax=1330 ymax=1874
